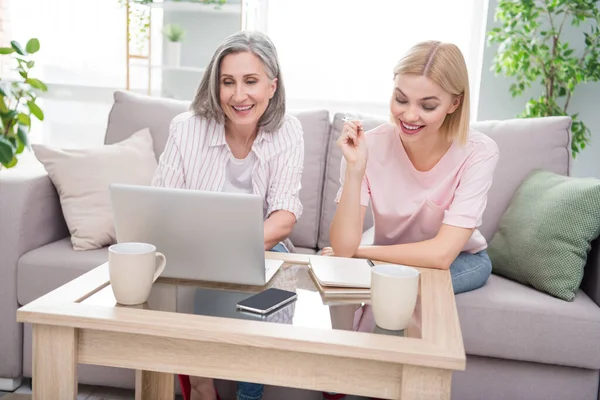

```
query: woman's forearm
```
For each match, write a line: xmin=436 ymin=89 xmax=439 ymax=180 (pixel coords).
xmin=353 ymin=224 xmax=475 ymax=270
xmin=263 ymin=210 xmax=295 ymax=250
xmin=329 ymin=169 xmax=365 ymax=258
xmin=355 ymin=242 xmax=450 ymax=270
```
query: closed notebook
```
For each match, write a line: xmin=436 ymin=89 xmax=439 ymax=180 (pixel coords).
xmin=308 ymin=255 xmax=372 ymax=288
xmin=308 ymin=269 xmax=371 ymax=301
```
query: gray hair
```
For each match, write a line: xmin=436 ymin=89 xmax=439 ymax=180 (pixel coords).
xmin=190 ymin=31 xmax=286 ymax=132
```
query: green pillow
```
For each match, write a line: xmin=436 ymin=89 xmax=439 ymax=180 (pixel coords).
xmin=488 ymin=169 xmax=600 ymax=301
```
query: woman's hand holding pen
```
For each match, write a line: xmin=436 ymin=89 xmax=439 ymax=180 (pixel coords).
xmin=337 ymin=117 xmax=368 ymax=176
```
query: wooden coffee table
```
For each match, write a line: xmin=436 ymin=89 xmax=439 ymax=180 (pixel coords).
xmin=16 ymin=252 xmax=465 ymax=400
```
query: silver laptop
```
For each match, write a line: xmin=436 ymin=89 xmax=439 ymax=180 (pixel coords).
xmin=109 ymin=183 xmax=284 ymax=286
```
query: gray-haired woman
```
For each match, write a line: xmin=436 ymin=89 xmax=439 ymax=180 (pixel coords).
xmin=152 ymin=31 xmax=304 ymax=400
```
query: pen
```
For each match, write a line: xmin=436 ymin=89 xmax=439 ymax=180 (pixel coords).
xmin=342 ymin=116 xmax=363 ymax=123
xmin=366 ymin=259 xmax=375 ymax=267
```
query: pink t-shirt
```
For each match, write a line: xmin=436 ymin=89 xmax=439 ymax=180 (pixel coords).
xmin=336 ymin=123 xmax=499 ymax=254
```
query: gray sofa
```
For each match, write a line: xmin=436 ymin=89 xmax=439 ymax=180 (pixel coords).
xmin=1 ymin=90 xmax=600 ymax=400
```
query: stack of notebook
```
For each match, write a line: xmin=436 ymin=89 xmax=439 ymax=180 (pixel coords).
xmin=307 ymin=255 xmax=372 ymax=300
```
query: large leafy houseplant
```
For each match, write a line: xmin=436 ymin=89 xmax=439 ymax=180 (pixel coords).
xmin=487 ymin=0 xmax=600 ymax=157
xmin=0 ymin=38 xmax=47 ymax=169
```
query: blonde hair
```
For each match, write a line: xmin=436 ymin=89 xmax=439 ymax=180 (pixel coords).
xmin=393 ymin=41 xmax=470 ymax=144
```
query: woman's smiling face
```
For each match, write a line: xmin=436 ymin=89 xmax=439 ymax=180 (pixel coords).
xmin=390 ymin=74 xmax=461 ymax=143
xmin=219 ymin=51 xmax=277 ymax=129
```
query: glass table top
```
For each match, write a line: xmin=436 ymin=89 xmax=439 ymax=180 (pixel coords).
xmin=82 ymin=264 xmax=407 ymax=338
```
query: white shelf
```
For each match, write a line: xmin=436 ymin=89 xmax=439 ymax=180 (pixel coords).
xmin=129 ymin=63 xmax=206 ymax=73
xmin=149 ymin=1 xmax=241 ymax=14
xmin=152 ymin=65 xmax=206 ymax=73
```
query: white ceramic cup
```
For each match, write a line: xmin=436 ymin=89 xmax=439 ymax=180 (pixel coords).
xmin=108 ymin=242 xmax=166 ymax=305
xmin=370 ymin=264 xmax=420 ymax=331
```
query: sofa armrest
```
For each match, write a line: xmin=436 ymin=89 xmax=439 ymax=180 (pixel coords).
xmin=0 ymin=169 xmax=68 ymax=379
xmin=582 ymin=238 xmax=600 ymax=307
xmin=1 ymin=170 xmax=69 ymax=262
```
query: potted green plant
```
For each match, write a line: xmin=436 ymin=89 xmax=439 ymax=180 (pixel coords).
xmin=0 ymin=38 xmax=47 ymax=169
xmin=162 ymin=23 xmax=185 ymax=67
xmin=487 ymin=0 xmax=600 ymax=157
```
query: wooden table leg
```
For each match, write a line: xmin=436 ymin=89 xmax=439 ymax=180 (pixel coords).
xmin=399 ymin=365 xmax=451 ymax=400
xmin=135 ymin=370 xmax=174 ymax=400
xmin=32 ymin=325 xmax=78 ymax=400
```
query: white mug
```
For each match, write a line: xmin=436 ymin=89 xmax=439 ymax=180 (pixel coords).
xmin=370 ymin=264 xmax=420 ymax=331
xmin=108 ymin=242 xmax=166 ymax=305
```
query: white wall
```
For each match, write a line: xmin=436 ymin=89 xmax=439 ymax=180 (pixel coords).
xmin=478 ymin=0 xmax=600 ymax=178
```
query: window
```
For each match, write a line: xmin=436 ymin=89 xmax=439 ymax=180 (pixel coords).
xmin=6 ymin=0 xmax=127 ymax=88
xmin=4 ymin=0 xmax=488 ymax=118
xmin=262 ymin=0 xmax=489 ymax=117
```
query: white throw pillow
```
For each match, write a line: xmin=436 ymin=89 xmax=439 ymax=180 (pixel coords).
xmin=33 ymin=128 xmax=158 ymax=251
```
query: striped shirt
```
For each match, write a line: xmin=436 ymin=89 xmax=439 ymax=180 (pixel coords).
xmin=151 ymin=112 xmax=304 ymax=221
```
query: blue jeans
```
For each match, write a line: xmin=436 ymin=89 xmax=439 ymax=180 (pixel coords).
xmin=450 ymin=250 xmax=492 ymax=294
xmin=236 ymin=242 xmax=288 ymax=400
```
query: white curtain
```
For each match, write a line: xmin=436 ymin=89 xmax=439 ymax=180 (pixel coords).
xmin=264 ymin=0 xmax=489 ymax=118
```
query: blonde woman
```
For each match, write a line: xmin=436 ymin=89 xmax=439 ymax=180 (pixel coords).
xmin=325 ymin=41 xmax=499 ymax=296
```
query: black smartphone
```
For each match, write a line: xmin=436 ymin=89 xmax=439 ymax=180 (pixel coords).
xmin=236 ymin=288 xmax=298 ymax=315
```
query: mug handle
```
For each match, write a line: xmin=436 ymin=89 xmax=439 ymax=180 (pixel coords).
xmin=153 ymin=252 xmax=166 ymax=282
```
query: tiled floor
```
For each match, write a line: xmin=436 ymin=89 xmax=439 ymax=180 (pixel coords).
xmin=0 ymin=379 xmax=184 ymax=400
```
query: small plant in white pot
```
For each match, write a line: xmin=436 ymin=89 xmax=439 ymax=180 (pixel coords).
xmin=162 ymin=23 xmax=185 ymax=67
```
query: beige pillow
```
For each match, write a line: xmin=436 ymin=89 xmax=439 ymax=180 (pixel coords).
xmin=33 ymin=128 xmax=158 ymax=251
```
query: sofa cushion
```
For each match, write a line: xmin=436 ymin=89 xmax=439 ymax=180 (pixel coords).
xmin=287 ymin=109 xmax=331 ymax=249
xmin=293 ymin=247 xmax=318 ymax=255
xmin=17 ymin=238 xmax=108 ymax=305
xmin=471 ymin=116 xmax=571 ymax=242
xmin=488 ymin=169 xmax=600 ymax=301
xmin=32 ymin=129 xmax=158 ymax=251
xmin=105 ymin=90 xmax=188 ymax=158
xmin=456 ymin=274 xmax=600 ymax=370
xmin=318 ymin=112 xmax=383 ymax=249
